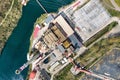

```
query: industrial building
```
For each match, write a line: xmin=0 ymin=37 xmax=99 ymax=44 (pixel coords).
xmin=64 ymin=0 xmax=111 ymax=42
xmin=43 ymin=13 xmax=82 ymax=53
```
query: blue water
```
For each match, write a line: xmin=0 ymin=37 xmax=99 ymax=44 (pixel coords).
xmin=0 ymin=0 xmax=74 ymax=80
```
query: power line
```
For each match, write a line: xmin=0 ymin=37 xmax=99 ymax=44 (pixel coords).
xmin=36 ymin=0 xmax=48 ymax=14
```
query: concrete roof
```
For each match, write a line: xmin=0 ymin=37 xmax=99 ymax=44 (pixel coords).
xmin=54 ymin=15 xmax=74 ymax=37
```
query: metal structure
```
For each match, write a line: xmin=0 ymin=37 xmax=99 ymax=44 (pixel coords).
xmin=15 ymin=41 xmax=43 ymax=74
xmin=68 ymin=57 xmax=115 ymax=80
xmin=15 ymin=51 xmax=43 ymax=74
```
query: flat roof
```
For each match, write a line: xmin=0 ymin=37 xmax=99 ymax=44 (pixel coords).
xmin=40 ymin=69 xmax=51 ymax=80
xmin=54 ymin=15 xmax=74 ymax=37
xmin=49 ymin=61 xmax=59 ymax=72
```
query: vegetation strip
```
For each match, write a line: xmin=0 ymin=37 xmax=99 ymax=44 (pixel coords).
xmin=54 ymin=23 xmax=120 ymax=80
xmin=115 ymin=0 xmax=120 ymax=7
xmin=54 ymin=36 xmax=120 ymax=80
xmin=84 ymin=21 xmax=118 ymax=47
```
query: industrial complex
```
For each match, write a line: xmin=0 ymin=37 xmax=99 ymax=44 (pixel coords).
xmin=15 ymin=0 xmax=120 ymax=80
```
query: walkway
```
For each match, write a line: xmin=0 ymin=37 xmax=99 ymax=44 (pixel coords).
xmin=103 ymin=0 xmax=120 ymax=12
xmin=110 ymin=0 xmax=120 ymax=11
xmin=51 ymin=47 xmax=87 ymax=80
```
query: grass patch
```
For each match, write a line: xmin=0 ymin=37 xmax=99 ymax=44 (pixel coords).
xmin=107 ymin=8 xmax=120 ymax=17
xmin=115 ymin=0 xmax=120 ymax=7
xmin=75 ymin=0 xmax=90 ymax=11
xmin=102 ymin=0 xmax=114 ymax=7
xmin=84 ymin=21 xmax=118 ymax=47
xmin=101 ymin=0 xmax=120 ymax=17
xmin=53 ymin=64 xmax=74 ymax=80
xmin=0 ymin=0 xmax=13 ymax=22
xmin=27 ymin=13 xmax=48 ymax=56
xmin=34 ymin=14 xmax=47 ymax=26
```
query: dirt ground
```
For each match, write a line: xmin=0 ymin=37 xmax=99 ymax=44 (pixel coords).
xmin=82 ymin=48 xmax=120 ymax=80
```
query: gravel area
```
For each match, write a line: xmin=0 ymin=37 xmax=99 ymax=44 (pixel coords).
xmin=82 ymin=49 xmax=120 ymax=80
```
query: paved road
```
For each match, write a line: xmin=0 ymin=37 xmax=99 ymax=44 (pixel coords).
xmin=51 ymin=47 xmax=87 ymax=80
xmin=50 ymin=16 xmax=120 ymax=80
xmin=88 ymin=17 xmax=120 ymax=48
xmin=48 ymin=1 xmax=120 ymax=79
xmin=113 ymin=17 xmax=120 ymax=25
xmin=50 ymin=17 xmax=120 ymax=80
xmin=110 ymin=0 xmax=120 ymax=11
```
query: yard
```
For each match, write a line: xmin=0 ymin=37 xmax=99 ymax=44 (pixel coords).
xmin=54 ymin=35 xmax=120 ymax=80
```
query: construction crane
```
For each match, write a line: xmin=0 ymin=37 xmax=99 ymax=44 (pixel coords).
xmin=68 ymin=57 xmax=115 ymax=80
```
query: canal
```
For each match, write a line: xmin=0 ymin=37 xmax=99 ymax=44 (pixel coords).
xmin=0 ymin=0 xmax=73 ymax=79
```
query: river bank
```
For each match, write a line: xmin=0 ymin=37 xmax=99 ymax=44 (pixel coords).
xmin=0 ymin=0 xmax=74 ymax=79
xmin=0 ymin=0 xmax=22 ymax=54
xmin=26 ymin=0 xmax=76 ymax=79
xmin=0 ymin=0 xmax=44 ymax=79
